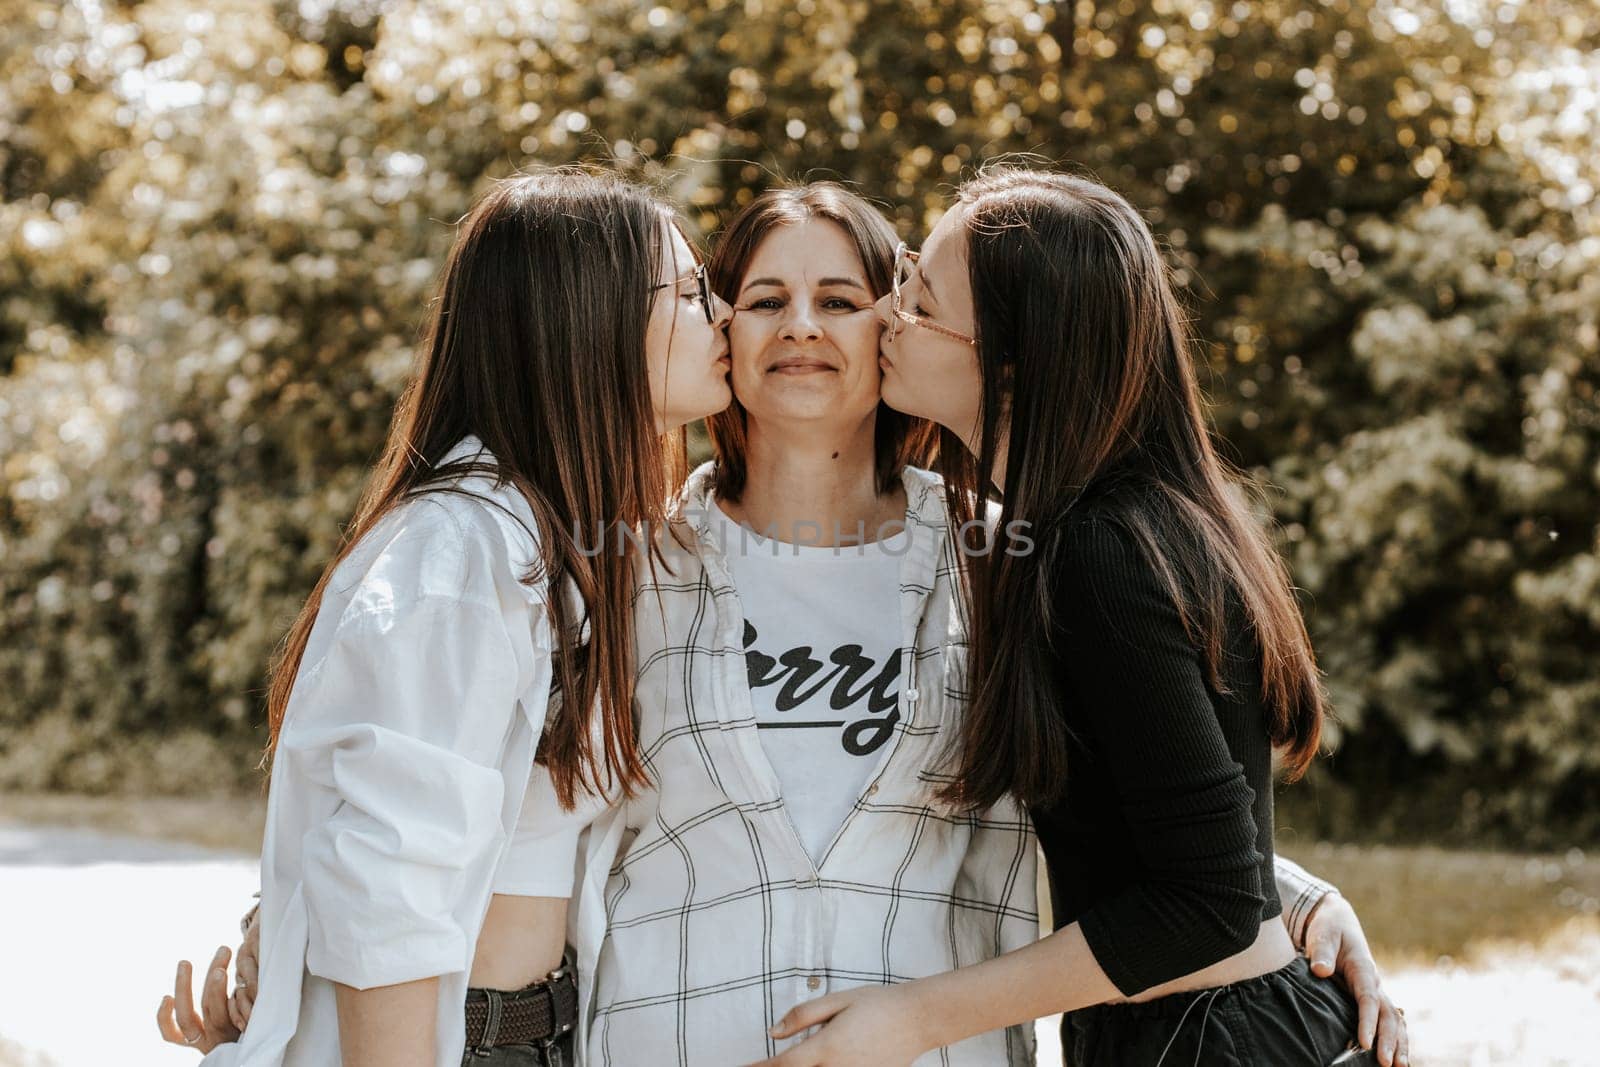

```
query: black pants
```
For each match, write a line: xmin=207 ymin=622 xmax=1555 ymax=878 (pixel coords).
xmin=459 ymin=1031 xmax=573 ymax=1067
xmin=1061 ymin=957 xmax=1377 ymax=1066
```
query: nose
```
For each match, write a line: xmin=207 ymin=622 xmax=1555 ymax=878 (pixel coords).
xmin=779 ymin=301 xmax=823 ymax=343
xmin=710 ymin=292 xmax=734 ymax=329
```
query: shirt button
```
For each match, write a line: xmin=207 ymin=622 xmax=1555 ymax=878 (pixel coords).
xmin=806 ymin=976 xmax=822 ymax=991
xmin=864 ymin=784 xmax=878 ymax=797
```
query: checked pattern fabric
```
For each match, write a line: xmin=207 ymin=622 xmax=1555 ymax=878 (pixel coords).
xmin=573 ymin=464 xmax=1039 ymax=1067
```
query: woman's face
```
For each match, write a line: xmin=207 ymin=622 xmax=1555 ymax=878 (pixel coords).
xmin=873 ymin=204 xmax=984 ymax=445
xmin=646 ymin=221 xmax=734 ymax=433
xmin=726 ymin=219 xmax=883 ymax=432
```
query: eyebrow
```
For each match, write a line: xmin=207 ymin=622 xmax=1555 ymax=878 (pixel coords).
xmin=740 ymin=276 xmax=869 ymax=292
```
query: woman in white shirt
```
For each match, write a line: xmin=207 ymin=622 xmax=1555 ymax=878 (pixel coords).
xmin=155 ymin=169 xmax=734 ymax=1067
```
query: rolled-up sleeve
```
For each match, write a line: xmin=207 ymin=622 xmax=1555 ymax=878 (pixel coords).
xmin=281 ymin=592 xmax=525 ymax=990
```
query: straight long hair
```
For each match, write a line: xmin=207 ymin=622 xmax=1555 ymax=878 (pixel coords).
xmin=266 ymin=170 xmax=684 ymax=808
xmin=940 ymin=168 xmax=1325 ymax=811
xmin=705 ymin=183 xmax=936 ymax=497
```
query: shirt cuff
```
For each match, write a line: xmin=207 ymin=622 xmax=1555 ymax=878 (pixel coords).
xmin=1077 ymin=907 xmax=1146 ymax=997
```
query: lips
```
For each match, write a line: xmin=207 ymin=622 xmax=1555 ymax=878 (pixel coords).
xmin=768 ymin=355 xmax=836 ymax=373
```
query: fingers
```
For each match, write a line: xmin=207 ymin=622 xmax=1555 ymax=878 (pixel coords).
xmin=768 ymin=995 xmax=843 ymax=1040
xmin=1305 ymin=927 xmax=1339 ymax=978
xmin=157 ymin=995 xmax=190 ymax=1046
xmin=1355 ymin=990 xmax=1380 ymax=1051
xmin=747 ymin=1049 xmax=809 ymax=1067
xmin=202 ymin=946 xmax=237 ymax=1040
xmin=233 ymin=927 xmax=259 ymax=1032
xmin=243 ymin=912 xmax=261 ymax=958
xmin=238 ymin=932 xmax=259 ymax=990
xmin=1374 ymin=997 xmax=1409 ymax=1066
xmin=173 ymin=960 xmax=203 ymax=1043
xmin=231 ymin=978 xmax=255 ymax=1032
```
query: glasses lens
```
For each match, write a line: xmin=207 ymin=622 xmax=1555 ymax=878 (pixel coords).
xmin=698 ymin=264 xmax=714 ymax=323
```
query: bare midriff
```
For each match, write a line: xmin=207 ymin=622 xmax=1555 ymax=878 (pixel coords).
xmin=468 ymin=894 xmax=569 ymax=990
xmin=1115 ymin=918 xmax=1296 ymax=1005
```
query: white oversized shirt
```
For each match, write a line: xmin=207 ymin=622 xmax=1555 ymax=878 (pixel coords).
xmin=203 ymin=437 xmax=565 ymax=1067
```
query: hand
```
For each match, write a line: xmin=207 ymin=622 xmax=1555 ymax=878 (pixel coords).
xmin=744 ymin=984 xmax=930 ymax=1067
xmin=156 ymin=946 xmax=242 ymax=1053
xmin=1303 ymin=893 xmax=1410 ymax=1067
xmin=229 ymin=904 xmax=262 ymax=1031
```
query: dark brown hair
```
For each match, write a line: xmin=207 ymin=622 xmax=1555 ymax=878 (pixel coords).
xmin=266 ymin=170 xmax=686 ymax=808
xmin=940 ymin=168 xmax=1325 ymax=810
xmin=705 ymin=183 xmax=936 ymax=497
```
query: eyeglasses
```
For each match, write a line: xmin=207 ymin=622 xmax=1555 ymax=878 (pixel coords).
xmin=889 ymin=242 xmax=976 ymax=346
xmin=648 ymin=261 xmax=715 ymax=324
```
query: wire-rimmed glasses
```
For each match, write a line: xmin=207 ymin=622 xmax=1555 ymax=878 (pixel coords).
xmin=648 ymin=261 xmax=715 ymax=324
xmin=889 ymin=242 xmax=976 ymax=346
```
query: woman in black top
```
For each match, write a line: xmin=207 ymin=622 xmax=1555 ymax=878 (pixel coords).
xmin=754 ymin=169 xmax=1409 ymax=1067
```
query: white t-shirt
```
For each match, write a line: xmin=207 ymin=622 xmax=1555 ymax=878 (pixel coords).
xmin=710 ymin=501 xmax=909 ymax=863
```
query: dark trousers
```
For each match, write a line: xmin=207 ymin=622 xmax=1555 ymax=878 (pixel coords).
xmin=1061 ymin=957 xmax=1377 ymax=1066
xmin=459 ymin=1030 xmax=573 ymax=1067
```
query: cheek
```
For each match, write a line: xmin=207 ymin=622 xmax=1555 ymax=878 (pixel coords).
xmin=832 ymin=316 xmax=885 ymax=384
xmin=836 ymin=313 xmax=883 ymax=360
xmin=727 ymin=320 xmax=768 ymax=372
xmin=931 ymin=347 xmax=981 ymax=403
xmin=644 ymin=302 xmax=676 ymax=375
xmin=727 ymin=314 xmax=767 ymax=354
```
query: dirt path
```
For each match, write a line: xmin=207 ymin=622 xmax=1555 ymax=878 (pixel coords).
xmin=0 ymin=824 xmax=258 ymax=1067
xmin=3 ymin=798 xmax=1595 ymax=1065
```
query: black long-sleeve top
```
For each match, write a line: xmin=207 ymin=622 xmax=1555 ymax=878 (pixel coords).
xmin=1030 ymin=510 xmax=1281 ymax=997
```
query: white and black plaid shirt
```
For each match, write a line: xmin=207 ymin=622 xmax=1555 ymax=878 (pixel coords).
xmin=568 ymin=463 xmax=1039 ymax=1067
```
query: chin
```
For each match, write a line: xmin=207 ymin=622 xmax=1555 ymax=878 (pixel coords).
xmin=702 ymin=380 xmax=735 ymax=417
xmin=878 ymin=379 xmax=918 ymax=418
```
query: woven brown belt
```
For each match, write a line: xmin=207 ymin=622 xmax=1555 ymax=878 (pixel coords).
xmin=462 ymin=962 xmax=578 ymax=1062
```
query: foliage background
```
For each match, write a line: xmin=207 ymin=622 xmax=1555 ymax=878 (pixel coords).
xmin=3 ymin=0 xmax=1596 ymax=844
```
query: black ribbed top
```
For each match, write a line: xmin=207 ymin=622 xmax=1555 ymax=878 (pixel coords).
xmin=1030 ymin=510 xmax=1280 ymax=997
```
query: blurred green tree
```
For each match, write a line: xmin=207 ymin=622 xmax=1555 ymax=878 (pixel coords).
xmin=1 ymin=0 xmax=1595 ymax=840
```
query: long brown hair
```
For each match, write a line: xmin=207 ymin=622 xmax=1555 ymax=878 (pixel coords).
xmin=940 ymin=168 xmax=1325 ymax=811
xmin=266 ymin=170 xmax=685 ymax=808
xmin=705 ymin=183 xmax=936 ymax=497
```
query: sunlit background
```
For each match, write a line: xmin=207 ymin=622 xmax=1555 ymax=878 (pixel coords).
xmin=2 ymin=0 xmax=1597 ymax=1064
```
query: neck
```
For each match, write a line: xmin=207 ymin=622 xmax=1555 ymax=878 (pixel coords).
xmin=958 ymin=419 xmax=1008 ymax=496
xmin=725 ymin=414 xmax=904 ymax=547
